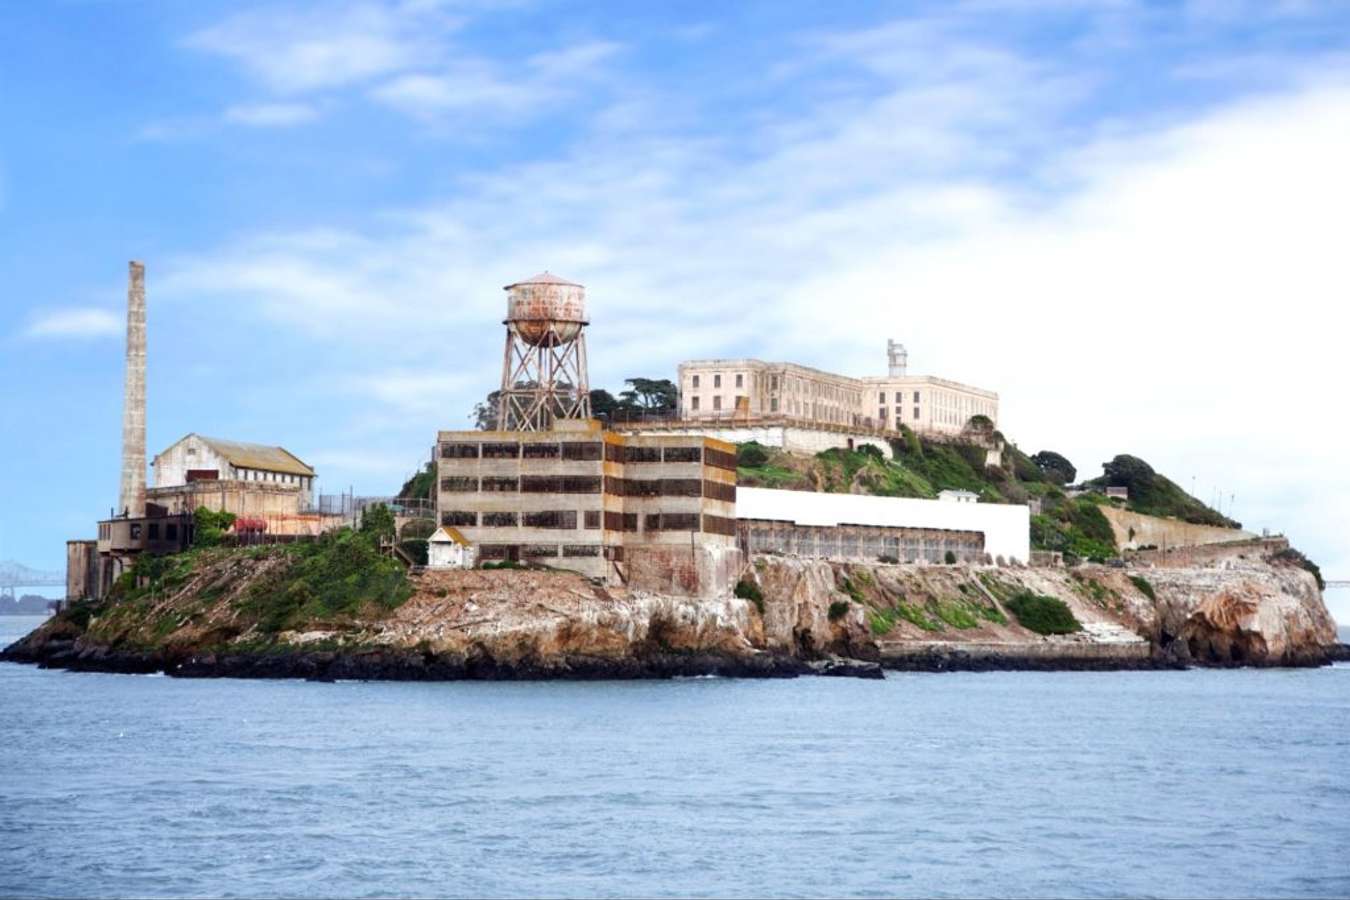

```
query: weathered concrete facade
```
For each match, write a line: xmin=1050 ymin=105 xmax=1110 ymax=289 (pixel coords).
xmin=435 ymin=419 xmax=739 ymax=594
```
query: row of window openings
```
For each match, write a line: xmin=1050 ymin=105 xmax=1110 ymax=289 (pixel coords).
xmin=879 ymin=407 xmax=922 ymax=421
xmin=238 ymin=468 xmax=308 ymax=486
xmin=440 ymin=442 xmax=715 ymax=465
xmin=440 ymin=475 xmax=736 ymax=502
xmin=126 ymin=522 xmax=180 ymax=540
xmin=691 ymin=374 xmax=743 ymax=390
xmin=442 ymin=509 xmax=736 ymax=536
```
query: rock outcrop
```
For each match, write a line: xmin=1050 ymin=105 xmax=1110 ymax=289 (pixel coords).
xmin=1 ymin=546 xmax=1338 ymax=679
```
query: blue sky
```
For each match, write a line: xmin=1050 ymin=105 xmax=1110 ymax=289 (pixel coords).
xmin=3 ymin=0 xmax=1349 ymax=614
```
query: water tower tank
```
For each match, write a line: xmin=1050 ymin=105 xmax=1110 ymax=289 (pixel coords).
xmin=504 ymin=272 xmax=587 ymax=347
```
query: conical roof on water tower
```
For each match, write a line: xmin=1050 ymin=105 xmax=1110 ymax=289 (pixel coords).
xmin=503 ymin=271 xmax=586 ymax=347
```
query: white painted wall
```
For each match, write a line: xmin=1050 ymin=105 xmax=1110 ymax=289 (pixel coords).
xmin=153 ymin=434 xmax=232 ymax=487
xmin=736 ymin=486 xmax=1030 ymax=563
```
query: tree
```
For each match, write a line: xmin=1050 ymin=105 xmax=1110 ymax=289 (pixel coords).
xmin=360 ymin=503 xmax=396 ymax=542
xmin=618 ymin=378 xmax=678 ymax=413
xmin=1031 ymin=450 xmax=1077 ymax=485
xmin=589 ymin=388 xmax=621 ymax=420
xmin=472 ymin=390 xmax=501 ymax=431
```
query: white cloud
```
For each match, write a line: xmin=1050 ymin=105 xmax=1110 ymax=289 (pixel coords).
xmin=182 ymin=2 xmax=454 ymax=94
xmin=22 ymin=308 xmax=121 ymax=340
xmin=223 ymin=102 xmax=320 ymax=127
xmin=368 ymin=40 xmax=621 ymax=120
xmin=162 ymin=12 xmax=1350 ymax=583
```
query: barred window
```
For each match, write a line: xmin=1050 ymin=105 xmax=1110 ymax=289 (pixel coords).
xmin=603 ymin=511 xmax=639 ymax=532
xmin=482 ymin=511 xmax=518 ymax=527
xmin=562 ymin=544 xmax=600 ymax=557
xmin=604 ymin=442 xmax=625 ymax=463
xmin=703 ymin=480 xmax=737 ymax=503
xmin=561 ymin=442 xmax=602 ymax=461
xmin=644 ymin=513 xmax=660 ymax=532
xmin=523 ymin=443 xmax=560 ymax=459
xmin=523 ymin=510 xmax=578 ymax=529
xmin=584 ymin=510 xmax=601 ymax=529
xmin=478 ymin=544 xmax=511 ymax=560
xmin=626 ymin=479 xmax=661 ymax=497
xmin=603 ymin=476 xmax=626 ymax=497
xmin=648 ymin=513 xmax=701 ymax=532
xmin=703 ymin=514 xmax=737 ymax=537
xmin=522 ymin=544 xmax=559 ymax=558
xmin=481 ymin=476 xmax=518 ymax=492
xmin=704 ymin=448 xmax=738 ymax=472
xmin=560 ymin=476 xmax=601 ymax=494
xmin=440 ymin=476 xmax=477 ymax=492
xmin=441 ymin=511 xmax=477 ymax=527
xmin=482 ymin=442 xmax=520 ymax=459
xmin=625 ymin=446 xmax=661 ymax=463
xmin=660 ymin=478 xmax=703 ymax=497
xmin=663 ymin=446 xmax=702 ymax=463
xmin=521 ymin=476 xmax=563 ymax=493
xmin=440 ymin=442 xmax=479 ymax=459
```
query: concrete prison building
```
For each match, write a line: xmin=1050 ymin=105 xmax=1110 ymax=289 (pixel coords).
xmin=736 ymin=487 xmax=1030 ymax=564
xmin=435 ymin=419 xmax=740 ymax=595
xmin=678 ymin=341 xmax=997 ymax=437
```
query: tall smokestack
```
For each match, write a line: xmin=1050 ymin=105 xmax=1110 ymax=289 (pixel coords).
xmin=118 ymin=261 xmax=146 ymax=518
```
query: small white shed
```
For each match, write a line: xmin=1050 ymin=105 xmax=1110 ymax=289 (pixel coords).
xmin=938 ymin=489 xmax=978 ymax=504
xmin=427 ymin=526 xmax=475 ymax=569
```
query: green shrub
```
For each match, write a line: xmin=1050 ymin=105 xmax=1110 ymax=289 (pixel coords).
xmin=944 ymin=550 xmax=957 ymax=565
xmin=192 ymin=506 xmax=237 ymax=547
xmin=240 ymin=527 xmax=409 ymax=634
xmin=877 ymin=554 xmax=899 ymax=564
xmin=934 ymin=600 xmax=979 ymax=629
xmin=736 ymin=442 xmax=770 ymax=468
xmin=1005 ymin=592 xmax=1081 ymax=635
xmin=868 ymin=608 xmax=897 ymax=635
xmin=1129 ymin=575 xmax=1157 ymax=601
xmin=481 ymin=560 xmax=524 ymax=570
xmin=827 ymin=600 xmax=851 ymax=621
xmin=735 ymin=578 xmax=765 ymax=614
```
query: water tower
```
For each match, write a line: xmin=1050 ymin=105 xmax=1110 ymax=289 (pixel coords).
xmin=497 ymin=272 xmax=592 ymax=431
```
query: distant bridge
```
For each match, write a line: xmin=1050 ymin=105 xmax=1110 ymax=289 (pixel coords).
xmin=0 ymin=561 xmax=64 ymax=600
xmin=1326 ymin=580 xmax=1349 ymax=589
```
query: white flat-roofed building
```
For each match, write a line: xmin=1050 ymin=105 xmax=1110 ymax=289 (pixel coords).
xmin=736 ymin=486 xmax=1030 ymax=563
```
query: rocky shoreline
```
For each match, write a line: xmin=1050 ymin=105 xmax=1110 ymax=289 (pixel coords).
xmin=0 ymin=638 xmax=888 ymax=680
xmin=3 ymin=550 xmax=1340 ymax=682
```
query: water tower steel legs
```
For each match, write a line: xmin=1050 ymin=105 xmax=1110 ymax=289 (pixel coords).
xmin=497 ymin=330 xmax=591 ymax=432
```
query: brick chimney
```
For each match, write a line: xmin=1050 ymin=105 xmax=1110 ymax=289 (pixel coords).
xmin=118 ymin=261 xmax=146 ymax=518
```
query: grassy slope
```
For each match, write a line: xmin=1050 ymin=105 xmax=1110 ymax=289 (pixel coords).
xmin=735 ymin=436 xmax=1233 ymax=560
xmin=60 ymin=528 xmax=411 ymax=653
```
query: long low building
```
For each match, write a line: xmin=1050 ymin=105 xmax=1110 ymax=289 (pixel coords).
xmin=736 ymin=486 xmax=1030 ymax=564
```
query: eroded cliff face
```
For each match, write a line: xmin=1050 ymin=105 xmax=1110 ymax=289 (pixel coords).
xmin=2 ymin=548 xmax=1339 ymax=679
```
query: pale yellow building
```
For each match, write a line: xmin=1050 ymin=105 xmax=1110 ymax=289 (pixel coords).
xmin=677 ymin=342 xmax=997 ymax=437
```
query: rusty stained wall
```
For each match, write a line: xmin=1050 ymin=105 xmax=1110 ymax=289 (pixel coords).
xmin=65 ymin=540 xmax=98 ymax=601
xmin=147 ymin=482 xmax=339 ymax=535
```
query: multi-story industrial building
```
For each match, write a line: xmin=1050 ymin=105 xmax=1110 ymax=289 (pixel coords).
xmin=435 ymin=419 xmax=739 ymax=592
xmin=677 ymin=340 xmax=997 ymax=437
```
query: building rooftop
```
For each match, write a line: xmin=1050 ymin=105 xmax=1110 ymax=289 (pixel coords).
xmin=192 ymin=435 xmax=316 ymax=477
xmin=504 ymin=271 xmax=582 ymax=289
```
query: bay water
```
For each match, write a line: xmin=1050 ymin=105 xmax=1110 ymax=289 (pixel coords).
xmin=2 ymin=615 xmax=1348 ymax=898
